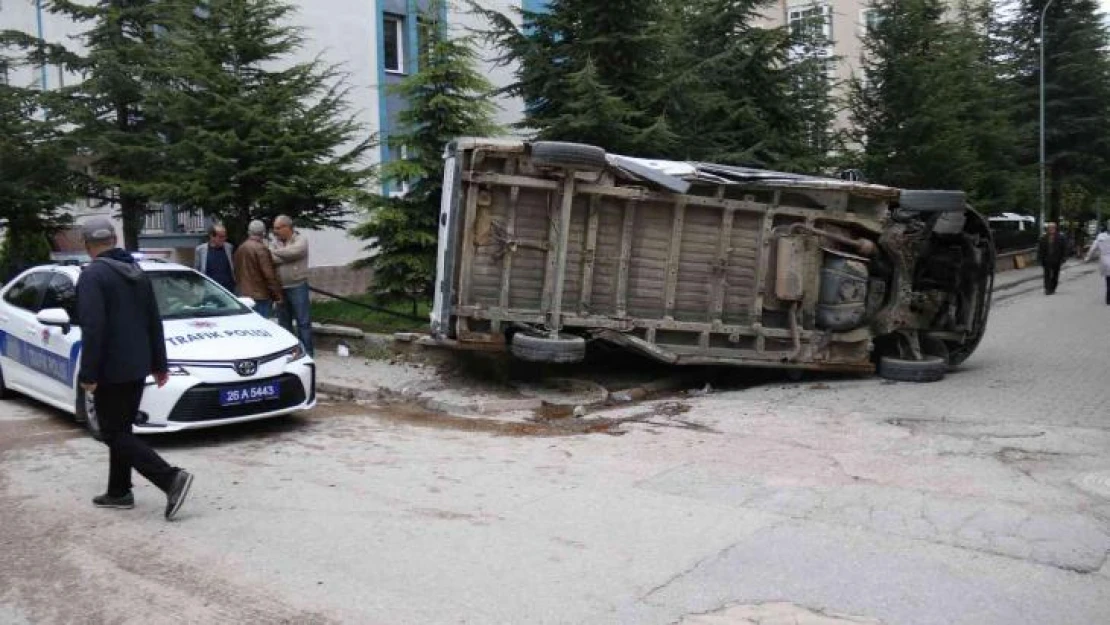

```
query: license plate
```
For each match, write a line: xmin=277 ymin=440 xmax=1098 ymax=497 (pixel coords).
xmin=219 ymin=381 xmax=280 ymax=406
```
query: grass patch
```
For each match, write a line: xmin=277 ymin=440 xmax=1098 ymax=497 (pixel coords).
xmin=311 ymin=295 xmax=430 ymax=335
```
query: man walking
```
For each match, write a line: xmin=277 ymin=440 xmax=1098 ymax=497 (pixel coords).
xmin=194 ymin=223 xmax=236 ymax=293
xmin=1037 ymin=222 xmax=1068 ymax=295
xmin=233 ymin=220 xmax=283 ymax=319
xmin=270 ymin=215 xmax=314 ymax=356
xmin=77 ymin=218 xmax=194 ymax=520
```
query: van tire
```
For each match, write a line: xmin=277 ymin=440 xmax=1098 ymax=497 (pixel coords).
xmin=531 ymin=142 xmax=608 ymax=171
xmin=877 ymin=356 xmax=947 ymax=383
xmin=510 ymin=333 xmax=587 ymax=364
xmin=900 ymin=190 xmax=967 ymax=213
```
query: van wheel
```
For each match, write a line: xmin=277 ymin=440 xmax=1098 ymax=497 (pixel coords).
xmin=899 ymin=190 xmax=967 ymax=213
xmin=76 ymin=389 xmax=103 ymax=441
xmin=0 ymin=363 xmax=13 ymax=399
xmin=510 ymin=333 xmax=587 ymax=364
xmin=530 ymin=142 xmax=608 ymax=171
xmin=877 ymin=356 xmax=947 ymax=383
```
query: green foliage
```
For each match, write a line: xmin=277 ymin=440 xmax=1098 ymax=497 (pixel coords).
xmin=352 ymin=3 xmax=499 ymax=306
xmin=0 ymin=81 xmax=76 ymax=280
xmin=146 ymin=0 xmax=376 ymax=242
xmin=473 ymin=0 xmax=675 ymax=156
xmin=1008 ymin=0 xmax=1110 ymax=222
xmin=3 ymin=0 xmax=181 ymax=250
xmin=658 ymin=0 xmax=824 ymax=169
xmin=850 ymin=0 xmax=1022 ymax=211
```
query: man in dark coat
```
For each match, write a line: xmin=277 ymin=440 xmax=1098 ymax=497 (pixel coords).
xmin=77 ymin=217 xmax=194 ymax=520
xmin=1037 ymin=222 xmax=1068 ymax=295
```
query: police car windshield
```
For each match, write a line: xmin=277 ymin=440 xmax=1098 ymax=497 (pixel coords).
xmin=150 ymin=271 xmax=248 ymax=320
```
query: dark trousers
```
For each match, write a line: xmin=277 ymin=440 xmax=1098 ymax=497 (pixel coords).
xmin=95 ymin=381 xmax=177 ymax=496
xmin=1105 ymin=277 xmax=1110 ymax=304
xmin=1043 ymin=263 xmax=1062 ymax=294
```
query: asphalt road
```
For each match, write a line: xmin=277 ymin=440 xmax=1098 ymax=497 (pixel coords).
xmin=1 ymin=268 xmax=1109 ymax=625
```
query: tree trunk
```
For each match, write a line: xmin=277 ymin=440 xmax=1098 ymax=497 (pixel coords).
xmin=120 ymin=194 xmax=144 ymax=251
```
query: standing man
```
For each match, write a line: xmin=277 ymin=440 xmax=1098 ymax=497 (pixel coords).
xmin=194 ymin=223 xmax=236 ymax=293
xmin=76 ymin=218 xmax=194 ymax=520
xmin=233 ymin=220 xmax=283 ymax=319
xmin=1037 ymin=222 xmax=1068 ymax=295
xmin=270 ymin=215 xmax=313 ymax=355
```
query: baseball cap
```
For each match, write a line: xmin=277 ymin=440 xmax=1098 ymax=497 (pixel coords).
xmin=80 ymin=217 xmax=116 ymax=244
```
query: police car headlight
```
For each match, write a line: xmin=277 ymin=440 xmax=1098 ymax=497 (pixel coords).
xmin=285 ymin=345 xmax=307 ymax=362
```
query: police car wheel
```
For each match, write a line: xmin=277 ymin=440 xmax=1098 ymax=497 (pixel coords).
xmin=0 ymin=364 xmax=13 ymax=399
xmin=76 ymin=390 xmax=103 ymax=441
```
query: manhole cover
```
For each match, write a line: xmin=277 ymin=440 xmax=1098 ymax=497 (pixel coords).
xmin=1073 ymin=472 xmax=1110 ymax=499
xmin=678 ymin=602 xmax=883 ymax=625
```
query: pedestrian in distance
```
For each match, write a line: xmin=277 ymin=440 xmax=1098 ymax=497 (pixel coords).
xmin=269 ymin=214 xmax=314 ymax=356
xmin=1037 ymin=222 xmax=1068 ymax=295
xmin=76 ymin=217 xmax=194 ymax=520
xmin=1085 ymin=229 xmax=1110 ymax=305
xmin=194 ymin=223 xmax=236 ymax=294
xmin=233 ymin=220 xmax=283 ymax=320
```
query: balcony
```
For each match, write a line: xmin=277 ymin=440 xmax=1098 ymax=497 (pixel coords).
xmin=138 ymin=204 xmax=209 ymax=249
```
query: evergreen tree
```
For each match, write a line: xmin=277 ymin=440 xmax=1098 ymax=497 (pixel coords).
xmin=784 ymin=2 xmax=845 ymax=172
xmin=1008 ymin=0 xmax=1110 ymax=223
xmin=472 ymin=0 xmax=674 ymax=156
xmin=850 ymin=0 xmax=1019 ymax=208
xmin=352 ymin=5 xmax=499 ymax=310
xmin=0 ymin=78 xmax=76 ymax=279
xmin=147 ymin=0 xmax=375 ymax=241
xmin=2 ymin=0 xmax=180 ymax=251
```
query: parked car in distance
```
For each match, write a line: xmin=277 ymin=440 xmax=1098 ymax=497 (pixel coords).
xmin=0 ymin=260 xmax=316 ymax=436
xmin=430 ymin=138 xmax=996 ymax=383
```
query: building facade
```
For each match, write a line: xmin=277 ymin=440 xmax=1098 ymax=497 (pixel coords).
xmin=0 ymin=0 xmax=539 ymax=275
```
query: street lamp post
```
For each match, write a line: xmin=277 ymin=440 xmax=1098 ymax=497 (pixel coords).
xmin=1040 ymin=0 xmax=1057 ymax=231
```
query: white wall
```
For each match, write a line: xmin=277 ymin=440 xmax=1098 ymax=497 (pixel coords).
xmin=446 ymin=0 xmax=529 ymax=133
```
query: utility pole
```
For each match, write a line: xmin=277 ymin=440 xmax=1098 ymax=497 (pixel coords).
xmin=1039 ymin=0 xmax=1057 ymax=231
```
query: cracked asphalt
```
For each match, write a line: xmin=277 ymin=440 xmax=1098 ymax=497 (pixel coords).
xmin=2 ymin=268 xmax=1109 ymax=624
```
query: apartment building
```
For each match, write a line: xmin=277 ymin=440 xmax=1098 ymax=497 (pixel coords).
xmin=0 ymin=0 xmax=538 ymax=274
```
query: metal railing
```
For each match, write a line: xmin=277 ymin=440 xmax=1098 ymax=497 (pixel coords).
xmin=142 ymin=205 xmax=208 ymax=234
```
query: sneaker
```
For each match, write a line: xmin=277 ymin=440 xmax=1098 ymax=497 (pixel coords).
xmin=165 ymin=470 xmax=194 ymax=521
xmin=93 ymin=492 xmax=134 ymax=509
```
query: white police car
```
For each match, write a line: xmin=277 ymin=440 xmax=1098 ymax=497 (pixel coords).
xmin=0 ymin=259 xmax=316 ymax=435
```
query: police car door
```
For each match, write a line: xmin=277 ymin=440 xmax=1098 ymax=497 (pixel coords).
xmin=33 ymin=272 xmax=82 ymax=405
xmin=0 ymin=270 xmax=54 ymax=395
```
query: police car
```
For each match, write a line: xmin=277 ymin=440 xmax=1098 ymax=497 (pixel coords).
xmin=0 ymin=259 xmax=316 ymax=435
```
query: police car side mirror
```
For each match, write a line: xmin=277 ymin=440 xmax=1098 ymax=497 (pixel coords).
xmin=237 ymin=296 xmax=257 ymax=310
xmin=37 ymin=308 xmax=72 ymax=335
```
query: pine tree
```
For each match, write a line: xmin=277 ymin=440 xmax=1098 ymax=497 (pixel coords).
xmin=352 ymin=5 xmax=499 ymax=310
xmin=0 ymin=79 xmax=76 ymax=279
xmin=654 ymin=0 xmax=817 ymax=168
xmin=1009 ymin=0 xmax=1110 ymax=223
xmin=850 ymin=0 xmax=1020 ymax=207
xmin=146 ymin=0 xmax=375 ymax=241
xmin=2 ymin=0 xmax=181 ymax=251
xmin=472 ymin=0 xmax=674 ymax=156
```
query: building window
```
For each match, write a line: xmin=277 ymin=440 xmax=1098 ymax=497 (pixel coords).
xmin=860 ymin=8 xmax=882 ymax=35
xmin=383 ymin=14 xmax=404 ymax=74
xmin=789 ymin=3 xmax=833 ymax=41
xmin=389 ymin=145 xmax=412 ymax=197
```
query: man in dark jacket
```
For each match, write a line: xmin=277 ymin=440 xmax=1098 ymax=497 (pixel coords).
xmin=1038 ymin=222 xmax=1068 ymax=295
xmin=77 ymin=217 xmax=194 ymax=520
